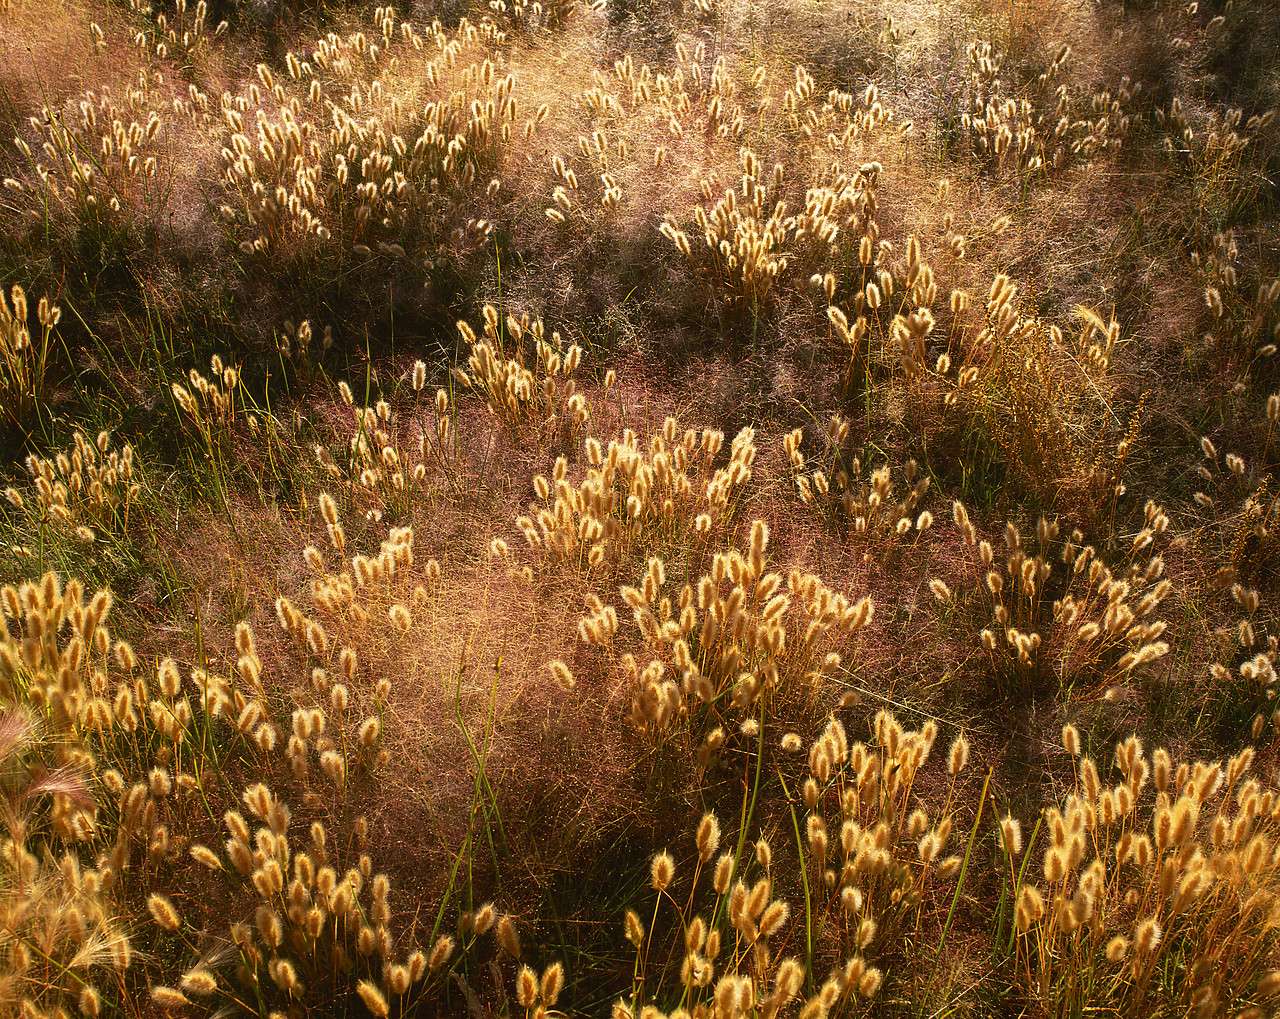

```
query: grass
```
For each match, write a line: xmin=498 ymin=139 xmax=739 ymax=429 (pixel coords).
xmin=1 ymin=0 xmax=1280 ymax=1015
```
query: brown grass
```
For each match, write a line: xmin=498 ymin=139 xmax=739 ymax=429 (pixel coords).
xmin=4 ymin=0 xmax=1280 ymax=1014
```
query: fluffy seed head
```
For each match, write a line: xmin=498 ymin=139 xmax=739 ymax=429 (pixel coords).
xmin=1015 ymin=884 xmax=1044 ymax=931
xmin=517 ymin=966 xmax=538 ymax=1007
xmin=1062 ymin=724 xmax=1080 ymax=757
xmin=497 ymin=914 xmax=520 ymax=958
xmin=541 ymin=962 xmax=565 ymax=1006
xmin=651 ymin=850 xmax=675 ymax=891
xmin=624 ymin=908 xmax=644 ymax=947
xmin=714 ymin=853 xmax=734 ymax=894
xmin=548 ymin=659 xmax=575 ymax=691
xmin=357 ymin=980 xmax=389 ymax=1016
xmin=151 ymin=987 xmax=190 ymax=1008
xmin=429 ymin=935 xmax=454 ymax=970
xmin=1134 ymin=916 xmax=1162 ymax=954
xmin=189 ymin=844 xmax=222 ymax=870
xmin=697 ymin=813 xmax=721 ymax=862
xmin=999 ymin=815 xmax=1023 ymax=856
xmin=147 ymin=893 xmax=181 ymax=932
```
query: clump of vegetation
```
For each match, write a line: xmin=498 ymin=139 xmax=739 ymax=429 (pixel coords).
xmin=2 ymin=0 xmax=1280 ymax=1014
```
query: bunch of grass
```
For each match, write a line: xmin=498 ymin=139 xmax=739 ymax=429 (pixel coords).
xmin=784 ymin=419 xmax=934 ymax=548
xmin=0 ymin=572 xmax=219 ymax=966
xmin=1187 ymin=228 xmax=1280 ymax=376
xmin=821 ymin=225 xmax=971 ymax=409
xmin=0 ymin=0 xmax=239 ymax=286
xmin=269 ymin=517 xmax=552 ymax=1015
xmin=1007 ymin=732 xmax=1280 ymax=1018
xmin=217 ymin=10 xmax=532 ymax=263
xmin=615 ymin=708 xmax=966 ymax=1019
xmin=544 ymin=40 xmax=763 ymax=236
xmin=658 ymin=73 xmax=905 ymax=330
xmin=182 ymin=783 xmax=472 ymax=1015
xmin=958 ymin=279 xmax=1140 ymax=516
xmin=7 ymin=68 xmax=177 ymax=240
xmin=0 ymin=286 xmax=59 ymax=432
xmin=535 ymin=42 xmax=899 ymax=328
xmin=1192 ymin=437 xmax=1280 ymax=580
xmin=1202 ymin=578 xmax=1280 ymax=744
xmin=812 ymin=163 xmax=897 ymax=390
xmin=577 ymin=519 xmax=872 ymax=740
xmin=1189 ymin=435 xmax=1280 ymax=731
xmin=300 ymin=497 xmax=434 ymax=690
xmin=0 ymin=571 xmax=120 ymax=747
xmin=12 ymin=428 xmax=138 ymax=547
xmin=169 ymin=353 xmax=258 ymax=506
xmin=959 ymin=39 xmax=1141 ymax=179
xmin=298 ymin=498 xmax=454 ymax=780
xmin=487 ymin=0 xmax=576 ymax=35
xmin=171 ymin=354 xmax=242 ymax=440
xmin=1158 ymin=96 xmax=1280 ymax=231
xmin=129 ymin=0 xmax=222 ymax=63
xmin=456 ymin=306 xmax=588 ymax=434
xmin=513 ymin=416 xmax=751 ymax=580
xmin=0 ymin=556 xmax=510 ymax=1017
xmin=315 ymin=377 xmax=435 ymax=523
xmin=1188 ymin=441 xmax=1280 ymax=732
xmin=798 ymin=710 xmax=973 ymax=960
xmin=616 ymin=822 xmax=823 ymax=1019
xmin=942 ymin=501 xmax=1172 ymax=697
xmin=0 ymin=706 xmax=132 ymax=1019
xmin=0 ymin=571 xmax=262 ymax=870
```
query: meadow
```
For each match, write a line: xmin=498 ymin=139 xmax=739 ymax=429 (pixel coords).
xmin=0 ymin=0 xmax=1279 ymax=1014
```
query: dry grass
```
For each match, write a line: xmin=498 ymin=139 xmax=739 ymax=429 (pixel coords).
xmin=2 ymin=0 xmax=1280 ymax=1015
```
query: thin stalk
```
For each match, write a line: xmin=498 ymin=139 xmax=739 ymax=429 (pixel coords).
xmin=937 ymin=768 xmax=991 ymax=956
xmin=776 ymin=768 xmax=814 ymax=992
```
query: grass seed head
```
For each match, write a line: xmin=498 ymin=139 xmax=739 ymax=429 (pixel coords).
xmin=498 ymin=913 xmax=520 ymax=958
xmin=517 ymin=965 xmax=539 ymax=1007
xmin=651 ymin=850 xmax=675 ymax=891
xmin=1000 ymin=815 xmax=1023 ymax=856
xmin=548 ymin=659 xmax=575 ymax=691
xmin=151 ymin=987 xmax=190 ymax=1008
xmin=357 ymin=980 xmax=389 ymax=1016
xmin=147 ymin=893 xmax=181 ymax=931
xmin=429 ymin=935 xmax=454 ymax=971
xmin=697 ymin=813 xmax=721 ymax=861
xmin=713 ymin=852 xmax=735 ymax=895
xmin=624 ymin=908 xmax=644 ymax=948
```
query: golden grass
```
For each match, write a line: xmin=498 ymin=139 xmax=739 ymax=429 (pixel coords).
xmin=2 ymin=0 xmax=1280 ymax=1015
